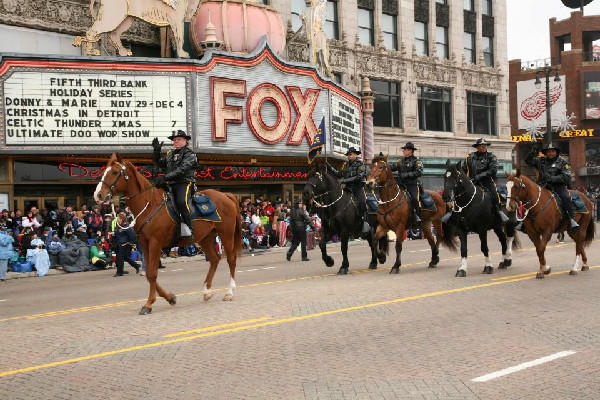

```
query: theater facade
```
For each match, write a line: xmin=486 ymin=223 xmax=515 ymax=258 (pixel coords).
xmin=0 ymin=41 xmax=362 ymax=211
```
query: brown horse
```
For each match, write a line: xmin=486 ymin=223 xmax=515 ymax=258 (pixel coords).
xmin=505 ymin=170 xmax=595 ymax=278
xmin=366 ymin=154 xmax=447 ymax=273
xmin=94 ymin=153 xmax=242 ymax=314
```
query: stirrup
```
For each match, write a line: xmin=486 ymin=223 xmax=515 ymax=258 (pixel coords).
xmin=515 ymin=221 xmax=526 ymax=233
xmin=441 ymin=212 xmax=452 ymax=224
xmin=568 ymin=219 xmax=579 ymax=232
xmin=498 ymin=211 xmax=509 ymax=223
xmin=181 ymin=223 xmax=193 ymax=238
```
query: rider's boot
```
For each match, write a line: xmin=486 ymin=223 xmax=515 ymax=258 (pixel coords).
xmin=414 ymin=205 xmax=422 ymax=223
xmin=362 ymin=211 xmax=371 ymax=233
xmin=441 ymin=211 xmax=453 ymax=224
xmin=515 ymin=221 xmax=527 ymax=233
xmin=567 ymin=211 xmax=579 ymax=233
xmin=181 ymin=211 xmax=194 ymax=239
xmin=496 ymin=205 xmax=509 ymax=223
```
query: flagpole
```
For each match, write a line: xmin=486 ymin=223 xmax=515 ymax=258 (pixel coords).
xmin=322 ymin=107 xmax=327 ymax=173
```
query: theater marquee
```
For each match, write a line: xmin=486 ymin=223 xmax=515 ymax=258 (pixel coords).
xmin=0 ymin=41 xmax=363 ymax=157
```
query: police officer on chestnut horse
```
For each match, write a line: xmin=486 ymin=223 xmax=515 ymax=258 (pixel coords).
xmin=525 ymin=142 xmax=579 ymax=232
xmin=152 ymin=130 xmax=198 ymax=239
xmin=328 ymin=147 xmax=368 ymax=224
xmin=443 ymin=138 xmax=508 ymax=223
xmin=391 ymin=142 xmax=422 ymax=223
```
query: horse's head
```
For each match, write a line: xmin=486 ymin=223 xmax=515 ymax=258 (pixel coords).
xmin=93 ymin=153 xmax=132 ymax=203
xmin=366 ymin=153 xmax=390 ymax=189
xmin=442 ymin=159 xmax=467 ymax=206
xmin=504 ymin=169 xmax=526 ymax=212
xmin=303 ymin=164 xmax=329 ymax=203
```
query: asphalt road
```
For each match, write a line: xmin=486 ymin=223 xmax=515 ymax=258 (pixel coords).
xmin=1 ymin=228 xmax=599 ymax=400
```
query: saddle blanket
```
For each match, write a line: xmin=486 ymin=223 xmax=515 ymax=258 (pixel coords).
xmin=497 ymin=186 xmax=508 ymax=206
xmin=420 ymin=191 xmax=436 ymax=211
xmin=555 ymin=192 xmax=588 ymax=216
xmin=166 ymin=193 xmax=222 ymax=223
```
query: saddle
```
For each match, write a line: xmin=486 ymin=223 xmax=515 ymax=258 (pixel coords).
xmin=550 ymin=190 xmax=588 ymax=217
xmin=400 ymin=184 xmax=436 ymax=212
xmin=165 ymin=191 xmax=222 ymax=224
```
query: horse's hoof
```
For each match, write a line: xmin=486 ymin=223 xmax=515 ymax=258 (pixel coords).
xmin=504 ymin=259 xmax=512 ymax=267
xmin=483 ymin=266 xmax=493 ymax=274
xmin=377 ymin=255 xmax=386 ymax=264
xmin=139 ymin=307 xmax=152 ymax=315
xmin=203 ymin=293 xmax=213 ymax=301
xmin=168 ymin=293 xmax=177 ymax=306
xmin=536 ymin=272 xmax=544 ymax=279
xmin=324 ymin=257 xmax=334 ymax=267
xmin=498 ymin=260 xmax=509 ymax=269
xmin=569 ymin=270 xmax=577 ymax=275
xmin=223 ymin=294 xmax=234 ymax=301
xmin=544 ymin=268 xmax=551 ymax=275
xmin=455 ymin=270 xmax=466 ymax=277
xmin=427 ymin=262 xmax=437 ymax=268
xmin=368 ymin=263 xmax=377 ymax=270
xmin=337 ymin=268 xmax=348 ymax=275
xmin=389 ymin=268 xmax=400 ymax=274
xmin=581 ymin=265 xmax=590 ymax=272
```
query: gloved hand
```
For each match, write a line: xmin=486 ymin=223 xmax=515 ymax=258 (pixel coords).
xmin=154 ymin=176 xmax=167 ymax=187
xmin=152 ymin=138 xmax=163 ymax=164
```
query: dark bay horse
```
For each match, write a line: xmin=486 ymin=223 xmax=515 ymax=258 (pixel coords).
xmin=366 ymin=154 xmax=447 ymax=273
xmin=302 ymin=163 xmax=388 ymax=275
xmin=441 ymin=160 xmax=517 ymax=277
xmin=94 ymin=153 xmax=242 ymax=314
xmin=505 ymin=170 xmax=595 ymax=278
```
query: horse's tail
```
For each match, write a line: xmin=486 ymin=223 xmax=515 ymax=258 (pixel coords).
xmin=440 ymin=221 xmax=459 ymax=252
xmin=226 ymin=193 xmax=243 ymax=256
xmin=583 ymin=217 xmax=596 ymax=248
xmin=512 ymin=231 xmax=522 ymax=251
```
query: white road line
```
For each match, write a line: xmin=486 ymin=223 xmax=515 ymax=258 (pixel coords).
xmin=171 ymin=269 xmax=183 ymax=272
xmin=471 ymin=351 xmax=576 ymax=382
xmin=0 ymin=300 xmax=7 ymax=302
xmin=262 ymin=267 xmax=276 ymax=270
xmin=246 ymin=269 xmax=259 ymax=272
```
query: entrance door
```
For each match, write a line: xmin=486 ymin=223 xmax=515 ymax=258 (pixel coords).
xmin=43 ymin=199 xmax=59 ymax=213
xmin=23 ymin=198 xmax=40 ymax=213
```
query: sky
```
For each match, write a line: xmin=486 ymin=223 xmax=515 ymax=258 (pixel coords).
xmin=507 ymin=0 xmax=600 ymax=61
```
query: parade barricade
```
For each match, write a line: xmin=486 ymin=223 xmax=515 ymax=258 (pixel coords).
xmin=307 ymin=231 xmax=316 ymax=250
xmin=278 ymin=221 xmax=288 ymax=247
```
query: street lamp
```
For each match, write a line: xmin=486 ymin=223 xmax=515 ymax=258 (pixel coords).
xmin=534 ymin=66 xmax=561 ymax=146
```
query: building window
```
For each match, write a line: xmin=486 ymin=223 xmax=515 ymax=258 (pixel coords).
xmin=436 ymin=26 xmax=448 ymax=59
xmin=467 ymin=92 xmax=496 ymax=135
xmin=463 ymin=0 xmax=474 ymax=11
xmin=436 ymin=0 xmax=447 ymax=4
xmin=358 ymin=7 xmax=374 ymax=46
xmin=483 ymin=36 xmax=494 ymax=66
xmin=291 ymin=0 xmax=306 ymax=32
xmin=415 ymin=21 xmax=428 ymax=56
xmin=257 ymin=0 xmax=269 ymax=4
xmin=418 ymin=86 xmax=452 ymax=132
xmin=371 ymin=79 xmax=402 ymax=128
xmin=464 ymin=32 xmax=475 ymax=64
xmin=333 ymin=73 xmax=342 ymax=84
xmin=382 ymin=13 xmax=398 ymax=50
xmin=482 ymin=0 xmax=492 ymax=16
xmin=324 ymin=1 xmax=339 ymax=40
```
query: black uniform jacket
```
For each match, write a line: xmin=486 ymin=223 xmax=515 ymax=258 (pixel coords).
xmin=525 ymin=152 xmax=571 ymax=186
xmin=290 ymin=208 xmax=316 ymax=231
xmin=463 ymin=151 xmax=499 ymax=182
xmin=391 ymin=155 xmax=423 ymax=184
xmin=330 ymin=159 xmax=366 ymax=188
xmin=158 ymin=145 xmax=198 ymax=184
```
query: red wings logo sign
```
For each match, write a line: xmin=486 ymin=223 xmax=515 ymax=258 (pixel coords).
xmin=520 ymin=84 xmax=562 ymax=121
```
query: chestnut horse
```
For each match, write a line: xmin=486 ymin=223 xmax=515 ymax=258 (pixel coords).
xmin=505 ymin=170 xmax=595 ymax=278
xmin=94 ymin=153 xmax=242 ymax=314
xmin=366 ymin=154 xmax=447 ymax=273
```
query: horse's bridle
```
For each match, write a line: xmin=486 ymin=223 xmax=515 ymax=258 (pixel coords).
xmin=446 ymin=171 xmax=480 ymax=213
xmin=306 ymin=173 xmax=344 ymax=208
xmin=100 ymin=162 xmax=129 ymax=199
xmin=369 ymin=160 xmax=401 ymax=204
xmin=507 ymin=177 xmax=542 ymax=222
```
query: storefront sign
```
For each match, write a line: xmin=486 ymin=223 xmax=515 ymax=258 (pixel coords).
xmin=512 ymin=129 xmax=595 ymax=142
xmin=330 ymin=93 xmax=362 ymax=154
xmin=584 ymin=72 xmax=600 ymax=119
xmin=516 ymin=76 xmax=567 ymax=129
xmin=3 ymin=72 xmax=188 ymax=145
xmin=14 ymin=161 xmax=310 ymax=182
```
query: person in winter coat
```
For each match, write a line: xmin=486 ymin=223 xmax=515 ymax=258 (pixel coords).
xmin=85 ymin=207 xmax=104 ymax=237
xmin=43 ymin=211 xmax=61 ymax=233
xmin=112 ymin=212 xmax=140 ymax=277
xmin=286 ymin=200 xmax=316 ymax=262
xmin=22 ymin=211 xmax=41 ymax=233
xmin=0 ymin=223 xmax=15 ymax=282
xmin=46 ymin=231 xmax=66 ymax=251
xmin=90 ymin=243 xmax=112 ymax=269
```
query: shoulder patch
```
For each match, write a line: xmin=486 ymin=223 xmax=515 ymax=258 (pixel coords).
xmin=359 ymin=165 xmax=366 ymax=171
xmin=565 ymin=164 xmax=570 ymax=170
xmin=416 ymin=161 xmax=423 ymax=167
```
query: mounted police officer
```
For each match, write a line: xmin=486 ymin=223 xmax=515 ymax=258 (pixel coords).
xmin=525 ymin=142 xmax=578 ymax=232
xmin=442 ymin=138 xmax=508 ymax=223
xmin=328 ymin=147 xmax=369 ymax=225
xmin=286 ymin=200 xmax=316 ymax=262
xmin=391 ymin=142 xmax=422 ymax=223
xmin=152 ymin=130 xmax=198 ymax=238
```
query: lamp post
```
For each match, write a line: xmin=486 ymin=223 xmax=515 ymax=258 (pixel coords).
xmin=534 ymin=66 xmax=561 ymax=146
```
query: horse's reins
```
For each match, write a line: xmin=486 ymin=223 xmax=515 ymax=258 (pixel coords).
xmin=449 ymin=175 xmax=480 ymax=213
xmin=508 ymin=178 xmax=543 ymax=222
xmin=307 ymin=174 xmax=345 ymax=208
xmin=369 ymin=161 xmax=407 ymax=228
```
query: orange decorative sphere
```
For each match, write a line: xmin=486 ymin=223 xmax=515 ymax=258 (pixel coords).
xmin=190 ymin=0 xmax=286 ymax=56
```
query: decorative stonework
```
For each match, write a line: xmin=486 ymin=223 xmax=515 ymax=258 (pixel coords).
xmin=286 ymin=42 xmax=310 ymax=63
xmin=456 ymin=121 xmax=466 ymax=132
xmin=414 ymin=0 xmax=429 ymax=23
xmin=436 ymin=3 xmax=449 ymax=28
xmin=405 ymin=117 xmax=417 ymax=129
xmin=0 ymin=0 xmax=159 ymax=46
xmin=462 ymin=70 xmax=502 ymax=91
xmin=413 ymin=62 xmax=457 ymax=85
xmin=482 ymin=15 xmax=495 ymax=37
xmin=382 ymin=0 xmax=398 ymax=15
xmin=355 ymin=49 xmax=407 ymax=78
xmin=357 ymin=0 xmax=374 ymax=10
xmin=463 ymin=10 xmax=476 ymax=34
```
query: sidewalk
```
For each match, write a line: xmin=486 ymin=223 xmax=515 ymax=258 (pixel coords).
xmin=2 ymin=239 xmax=366 ymax=281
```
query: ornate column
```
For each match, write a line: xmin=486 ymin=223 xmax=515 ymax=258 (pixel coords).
xmin=359 ymin=76 xmax=375 ymax=162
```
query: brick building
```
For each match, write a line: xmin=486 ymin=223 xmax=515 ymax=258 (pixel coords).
xmin=509 ymin=10 xmax=600 ymax=189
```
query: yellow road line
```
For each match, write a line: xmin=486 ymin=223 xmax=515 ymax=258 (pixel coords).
xmin=163 ymin=317 xmax=272 ymax=337
xmin=0 ymin=241 xmax=584 ymax=323
xmin=3 ymin=269 xmax=587 ymax=378
xmin=493 ymin=265 xmax=599 ymax=280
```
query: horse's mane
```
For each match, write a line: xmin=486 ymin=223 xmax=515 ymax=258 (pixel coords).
xmin=371 ymin=154 xmax=386 ymax=163
xmin=125 ymin=161 xmax=154 ymax=192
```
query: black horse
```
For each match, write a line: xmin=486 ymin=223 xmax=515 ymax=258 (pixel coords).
xmin=441 ymin=160 xmax=519 ymax=277
xmin=303 ymin=163 xmax=388 ymax=275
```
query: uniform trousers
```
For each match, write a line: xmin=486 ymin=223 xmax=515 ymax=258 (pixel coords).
xmin=116 ymin=245 xmax=140 ymax=275
xmin=288 ymin=228 xmax=308 ymax=259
